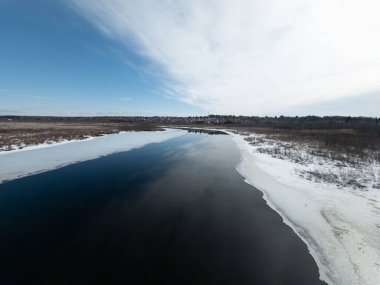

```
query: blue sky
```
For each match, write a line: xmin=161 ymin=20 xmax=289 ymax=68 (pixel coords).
xmin=1 ymin=0 xmax=379 ymax=116
xmin=0 ymin=0 xmax=203 ymax=116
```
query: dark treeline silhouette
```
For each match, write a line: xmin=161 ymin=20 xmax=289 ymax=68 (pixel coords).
xmin=181 ymin=128 xmax=227 ymax=135
xmin=169 ymin=115 xmax=380 ymax=133
xmin=1 ymin=115 xmax=379 ymax=133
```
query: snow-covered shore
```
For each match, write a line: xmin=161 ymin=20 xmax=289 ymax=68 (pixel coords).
xmin=229 ymin=131 xmax=380 ymax=285
xmin=0 ymin=129 xmax=186 ymax=183
xmin=2 ymin=126 xmax=379 ymax=284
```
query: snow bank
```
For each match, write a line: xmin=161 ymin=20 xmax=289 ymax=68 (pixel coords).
xmin=229 ymin=132 xmax=380 ymax=285
xmin=0 ymin=129 xmax=186 ymax=183
xmin=0 ymin=136 xmax=97 ymax=154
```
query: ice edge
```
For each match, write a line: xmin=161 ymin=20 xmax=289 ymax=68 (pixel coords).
xmin=228 ymin=130 xmax=332 ymax=284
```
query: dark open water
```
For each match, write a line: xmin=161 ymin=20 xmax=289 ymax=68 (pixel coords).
xmin=0 ymin=133 xmax=324 ymax=284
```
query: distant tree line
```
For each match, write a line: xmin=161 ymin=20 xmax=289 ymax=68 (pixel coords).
xmin=1 ymin=115 xmax=379 ymax=133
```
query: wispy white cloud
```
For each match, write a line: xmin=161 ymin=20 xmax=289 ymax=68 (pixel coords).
xmin=70 ymin=0 xmax=380 ymax=115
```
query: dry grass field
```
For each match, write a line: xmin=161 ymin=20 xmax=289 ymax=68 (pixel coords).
xmin=0 ymin=118 xmax=161 ymax=151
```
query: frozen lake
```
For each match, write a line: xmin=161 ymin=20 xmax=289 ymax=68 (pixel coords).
xmin=0 ymin=132 xmax=324 ymax=284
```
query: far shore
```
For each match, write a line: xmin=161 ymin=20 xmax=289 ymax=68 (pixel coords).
xmin=0 ymin=118 xmax=162 ymax=152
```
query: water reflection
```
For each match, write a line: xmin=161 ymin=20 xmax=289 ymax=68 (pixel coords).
xmin=0 ymin=133 xmax=324 ymax=284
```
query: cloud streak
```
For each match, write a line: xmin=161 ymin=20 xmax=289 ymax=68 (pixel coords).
xmin=71 ymin=0 xmax=380 ymax=115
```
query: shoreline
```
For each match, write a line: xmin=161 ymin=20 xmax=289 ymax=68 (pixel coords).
xmin=0 ymin=136 xmax=97 ymax=155
xmin=0 ymin=129 xmax=186 ymax=183
xmin=0 ymin=130 xmax=158 ymax=155
xmin=231 ymin=134 xmax=330 ymax=284
xmin=229 ymin=130 xmax=380 ymax=285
